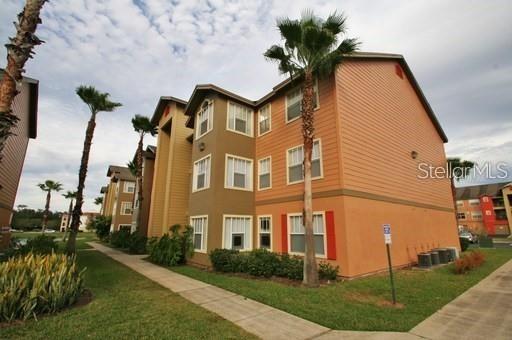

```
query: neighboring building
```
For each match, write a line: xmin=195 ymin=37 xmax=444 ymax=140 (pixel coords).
xmin=456 ymin=182 xmax=512 ymax=236
xmin=147 ymin=97 xmax=193 ymax=237
xmin=102 ymin=165 xmax=136 ymax=231
xmin=131 ymin=145 xmax=156 ymax=235
xmin=60 ymin=211 xmax=99 ymax=232
xmin=99 ymin=186 xmax=108 ymax=215
xmin=0 ymin=70 xmax=38 ymax=248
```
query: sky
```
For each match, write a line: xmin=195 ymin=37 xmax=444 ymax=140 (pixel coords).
xmin=1 ymin=0 xmax=511 ymax=212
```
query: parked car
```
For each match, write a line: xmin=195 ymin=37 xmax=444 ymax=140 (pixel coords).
xmin=459 ymin=231 xmax=477 ymax=244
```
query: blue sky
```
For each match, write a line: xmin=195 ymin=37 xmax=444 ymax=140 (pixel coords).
xmin=1 ymin=0 xmax=511 ymax=211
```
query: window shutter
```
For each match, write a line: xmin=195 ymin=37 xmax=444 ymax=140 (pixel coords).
xmin=326 ymin=211 xmax=336 ymax=260
xmin=281 ymin=214 xmax=288 ymax=254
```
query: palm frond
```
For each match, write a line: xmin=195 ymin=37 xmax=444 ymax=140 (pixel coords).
xmin=132 ymin=114 xmax=157 ymax=136
xmin=336 ymin=38 xmax=360 ymax=55
xmin=322 ymin=11 xmax=347 ymax=36
xmin=276 ymin=18 xmax=302 ymax=49
xmin=76 ymin=85 xmax=122 ymax=114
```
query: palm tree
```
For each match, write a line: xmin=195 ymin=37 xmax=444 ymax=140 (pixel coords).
xmin=66 ymin=86 xmax=121 ymax=254
xmin=94 ymin=196 xmax=103 ymax=206
xmin=127 ymin=160 xmax=137 ymax=177
xmin=131 ymin=115 xmax=157 ymax=231
xmin=447 ymin=157 xmax=475 ymax=222
xmin=17 ymin=204 xmax=28 ymax=211
xmin=37 ymin=180 xmax=63 ymax=232
xmin=0 ymin=0 xmax=47 ymax=163
xmin=264 ymin=10 xmax=358 ymax=287
xmin=62 ymin=191 xmax=77 ymax=241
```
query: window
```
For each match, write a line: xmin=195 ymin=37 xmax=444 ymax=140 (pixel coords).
xmin=225 ymin=154 xmax=253 ymax=191
xmin=485 ymin=210 xmax=492 ymax=216
xmin=482 ymin=197 xmax=489 ymax=202
xmin=193 ymin=155 xmax=211 ymax=192
xmin=227 ymin=101 xmax=253 ymax=136
xmin=120 ymin=202 xmax=132 ymax=215
xmin=469 ymin=199 xmax=480 ymax=206
xmin=196 ymin=100 xmax=213 ymax=139
xmin=457 ymin=212 xmax=466 ymax=220
xmin=258 ymin=157 xmax=271 ymax=190
xmin=456 ymin=200 xmax=464 ymax=207
xmin=471 ymin=212 xmax=482 ymax=220
xmin=124 ymin=181 xmax=135 ymax=193
xmin=289 ymin=213 xmax=325 ymax=256
xmin=119 ymin=224 xmax=132 ymax=231
xmin=287 ymin=140 xmax=322 ymax=184
xmin=258 ymin=104 xmax=271 ymax=135
xmin=258 ymin=216 xmax=272 ymax=249
xmin=223 ymin=215 xmax=252 ymax=250
xmin=190 ymin=216 xmax=207 ymax=252
xmin=285 ymin=82 xmax=319 ymax=123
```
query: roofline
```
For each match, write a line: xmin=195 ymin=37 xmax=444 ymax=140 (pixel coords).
xmin=150 ymin=96 xmax=188 ymax=125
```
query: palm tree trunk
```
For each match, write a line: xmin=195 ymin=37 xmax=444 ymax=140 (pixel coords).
xmin=135 ymin=134 xmax=144 ymax=233
xmin=0 ymin=0 xmax=47 ymax=163
xmin=42 ymin=190 xmax=50 ymax=233
xmin=66 ymin=113 xmax=96 ymax=254
xmin=302 ymin=70 xmax=319 ymax=287
xmin=63 ymin=199 xmax=73 ymax=242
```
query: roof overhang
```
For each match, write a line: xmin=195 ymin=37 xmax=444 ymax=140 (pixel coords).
xmin=150 ymin=96 xmax=187 ymax=125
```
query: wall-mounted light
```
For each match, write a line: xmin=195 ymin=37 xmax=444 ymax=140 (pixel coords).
xmin=411 ymin=151 xmax=418 ymax=159
xmin=199 ymin=142 xmax=206 ymax=151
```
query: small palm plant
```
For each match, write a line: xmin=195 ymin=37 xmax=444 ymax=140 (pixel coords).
xmin=131 ymin=115 xmax=157 ymax=231
xmin=37 ymin=180 xmax=63 ymax=232
xmin=264 ymin=9 xmax=358 ymax=287
xmin=66 ymin=86 xmax=121 ymax=254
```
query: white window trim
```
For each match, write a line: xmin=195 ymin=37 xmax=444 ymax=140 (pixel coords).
xmin=222 ymin=214 xmax=253 ymax=251
xmin=195 ymin=100 xmax=213 ymax=140
xmin=257 ymin=215 xmax=272 ymax=251
xmin=287 ymin=211 xmax=327 ymax=259
xmin=258 ymin=103 xmax=271 ymax=136
xmin=224 ymin=153 xmax=254 ymax=192
xmin=226 ymin=100 xmax=254 ymax=137
xmin=190 ymin=215 xmax=208 ymax=254
xmin=258 ymin=156 xmax=272 ymax=191
xmin=284 ymin=80 xmax=320 ymax=124
xmin=118 ymin=224 xmax=132 ymax=230
xmin=286 ymin=139 xmax=324 ymax=185
xmin=120 ymin=201 xmax=132 ymax=215
xmin=192 ymin=154 xmax=211 ymax=193
xmin=123 ymin=181 xmax=135 ymax=193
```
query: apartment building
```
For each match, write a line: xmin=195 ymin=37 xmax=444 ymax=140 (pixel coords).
xmin=147 ymin=97 xmax=193 ymax=237
xmin=149 ymin=52 xmax=460 ymax=278
xmin=131 ymin=145 xmax=156 ymax=235
xmin=456 ymin=181 xmax=512 ymax=236
xmin=101 ymin=165 xmax=136 ymax=231
xmin=0 ymin=70 xmax=38 ymax=249
xmin=60 ymin=211 xmax=98 ymax=232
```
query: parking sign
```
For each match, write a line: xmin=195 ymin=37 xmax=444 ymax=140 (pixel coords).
xmin=383 ymin=224 xmax=391 ymax=244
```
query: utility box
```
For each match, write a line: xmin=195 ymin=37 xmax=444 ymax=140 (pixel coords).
xmin=418 ymin=253 xmax=432 ymax=268
xmin=430 ymin=251 xmax=440 ymax=265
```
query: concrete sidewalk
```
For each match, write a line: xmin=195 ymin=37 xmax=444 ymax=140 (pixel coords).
xmin=89 ymin=242 xmax=511 ymax=340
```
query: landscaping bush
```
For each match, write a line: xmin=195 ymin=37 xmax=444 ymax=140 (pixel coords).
xmin=277 ymin=254 xmax=304 ymax=280
xmin=210 ymin=249 xmax=241 ymax=272
xmin=459 ymin=237 xmax=470 ymax=252
xmin=4 ymin=235 xmax=59 ymax=259
xmin=246 ymin=249 xmax=280 ymax=277
xmin=318 ymin=261 xmax=339 ymax=280
xmin=127 ymin=233 xmax=148 ymax=254
xmin=454 ymin=250 xmax=486 ymax=274
xmin=90 ymin=215 xmax=111 ymax=241
xmin=148 ymin=225 xmax=194 ymax=266
xmin=110 ymin=229 xmax=131 ymax=248
xmin=0 ymin=252 xmax=85 ymax=322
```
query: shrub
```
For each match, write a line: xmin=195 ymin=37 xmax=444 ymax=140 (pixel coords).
xmin=91 ymin=216 xmax=112 ymax=241
xmin=148 ymin=225 xmax=194 ymax=266
xmin=110 ymin=229 xmax=131 ymax=248
xmin=246 ymin=249 xmax=280 ymax=277
xmin=4 ymin=235 xmax=59 ymax=259
xmin=127 ymin=233 xmax=148 ymax=254
xmin=0 ymin=252 xmax=85 ymax=322
xmin=210 ymin=249 xmax=241 ymax=272
xmin=454 ymin=251 xmax=485 ymax=274
xmin=459 ymin=237 xmax=470 ymax=252
xmin=277 ymin=254 xmax=303 ymax=280
xmin=318 ymin=261 xmax=339 ymax=280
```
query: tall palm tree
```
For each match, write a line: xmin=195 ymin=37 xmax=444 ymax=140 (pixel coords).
xmin=37 ymin=180 xmax=63 ymax=232
xmin=66 ymin=86 xmax=121 ymax=254
xmin=0 ymin=0 xmax=47 ymax=164
xmin=131 ymin=115 xmax=157 ymax=231
xmin=94 ymin=196 xmax=103 ymax=206
xmin=447 ymin=157 xmax=475 ymax=223
xmin=264 ymin=10 xmax=358 ymax=287
xmin=127 ymin=160 xmax=137 ymax=177
xmin=62 ymin=191 xmax=77 ymax=241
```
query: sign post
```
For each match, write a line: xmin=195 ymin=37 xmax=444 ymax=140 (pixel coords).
xmin=383 ymin=224 xmax=396 ymax=305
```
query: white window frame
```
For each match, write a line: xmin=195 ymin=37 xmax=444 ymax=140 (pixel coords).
xmin=287 ymin=212 xmax=326 ymax=258
xmin=195 ymin=100 xmax=213 ymax=140
xmin=190 ymin=215 xmax=208 ymax=253
xmin=468 ymin=199 xmax=480 ymax=206
xmin=257 ymin=215 xmax=272 ymax=250
xmin=120 ymin=201 xmax=132 ymax=215
xmin=286 ymin=139 xmax=323 ymax=185
xmin=222 ymin=214 xmax=253 ymax=251
xmin=258 ymin=156 xmax=272 ymax=191
xmin=192 ymin=154 xmax=211 ymax=192
xmin=285 ymin=80 xmax=319 ymax=124
xmin=226 ymin=101 xmax=254 ymax=137
xmin=456 ymin=200 xmax=464 ymax=207
xmin=123 ymin=181 xmax=135 ymax=193
xmin=258 ymin=103 xmax=271 ymax=136
xmin=224 ymin=154 xmax=253 ymax=191
xmin=471 ymin=212 xmax=482 ymax=220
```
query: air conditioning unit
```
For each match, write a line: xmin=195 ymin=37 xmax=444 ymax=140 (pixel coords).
xmin=417 ymin=253 xmax=432 ymax=268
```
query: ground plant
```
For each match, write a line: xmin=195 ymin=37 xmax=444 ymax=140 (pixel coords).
xmin=454 ymin=251 xmax=486 ymax=274
xmin=0 ymin=252 xmax=84 ymax=322
xmin=90 ymin=215 xmax=111 ymax=241
xmin=148 ymin=225 xmax=194 ymax=266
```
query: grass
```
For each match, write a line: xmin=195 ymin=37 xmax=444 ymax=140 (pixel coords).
xmin=172 ymin=248 xmax=512 ymax=332
xmin=11 ymin=231 xmax=95 ymax=250
xmin=2 ymin=239 xmax=256 ymax=339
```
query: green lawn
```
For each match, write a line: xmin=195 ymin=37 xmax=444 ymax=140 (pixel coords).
xmin=2 ymin=246 xmax=256 ymax=339
xmin=172 ymin=249 xmax=512 ymax=332
xmin=11 ymin=231 xmax=95 ymax=250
